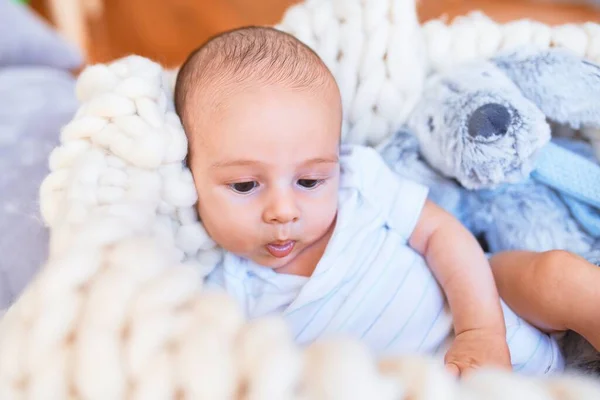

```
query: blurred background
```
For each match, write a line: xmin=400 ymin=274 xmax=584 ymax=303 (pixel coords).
xmin=28 ymin=0 xmax=600 ymax=67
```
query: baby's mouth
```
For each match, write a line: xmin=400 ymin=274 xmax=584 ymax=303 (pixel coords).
xmin=266 ymin=240 xmax=295 ymax=258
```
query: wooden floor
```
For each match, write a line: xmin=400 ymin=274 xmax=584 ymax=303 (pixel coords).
xmin=32 ymin=0 xmax=600 ymax=67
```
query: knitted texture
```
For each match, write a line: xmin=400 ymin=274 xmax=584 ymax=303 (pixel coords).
xmin=423 ymin=12 xmax=600 ymax=71
xmin=1 ymin=0 xmax=600 ymax=397
xmin=276 ymin=0 xmax=427 ymax=146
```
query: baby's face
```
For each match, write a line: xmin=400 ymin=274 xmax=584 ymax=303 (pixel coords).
xmin=188 ymin=83 xmax=342 ymax=272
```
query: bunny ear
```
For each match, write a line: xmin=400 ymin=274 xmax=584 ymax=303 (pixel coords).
xmin=492 ymin=46 xmax=600 ymax=130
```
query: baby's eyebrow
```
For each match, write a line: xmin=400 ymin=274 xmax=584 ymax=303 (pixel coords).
xmin=302 ymin=156 xmax=339 ymax=166
xmin=209 ymin=159 xmax=263 ymax=169
xmin=209 ymin=156 xmax=339 ymax=169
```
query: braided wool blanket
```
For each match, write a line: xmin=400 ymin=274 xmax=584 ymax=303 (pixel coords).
xmin=2 ymin=0 xmax=600 ymax=398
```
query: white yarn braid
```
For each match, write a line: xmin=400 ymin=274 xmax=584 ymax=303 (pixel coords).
xmin=39 ymin=55 xmax=221 ymax=275
xmin=422 ymin=11 xmax=600 ymax=72
xmin=1 ymin=0 xmax=600 ymax=398
xmin=276 ymin=0 xmax=427 ymax=147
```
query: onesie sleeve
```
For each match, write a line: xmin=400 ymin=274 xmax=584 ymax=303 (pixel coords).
xmin=340 ymin=145 xmax=429 ymax=241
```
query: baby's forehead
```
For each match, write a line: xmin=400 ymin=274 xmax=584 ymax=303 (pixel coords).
xmin=185 ymin=71 xmax=338 ymax=121
xmin=185 ymin=83 xmax=341 ymax=159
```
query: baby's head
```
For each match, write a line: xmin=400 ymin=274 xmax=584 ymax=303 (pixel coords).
xmin=175 ymin=26 xmax=342 ymax=272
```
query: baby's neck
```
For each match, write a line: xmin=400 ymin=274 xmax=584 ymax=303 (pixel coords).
xmin=277 ymin=216 xmax=337 ymax=277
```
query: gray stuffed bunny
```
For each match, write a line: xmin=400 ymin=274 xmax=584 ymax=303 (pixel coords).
xmin=379 ymin=46 xmax=600 ymax=256
xmin=377 ymin=46 xmax=600 ymax=373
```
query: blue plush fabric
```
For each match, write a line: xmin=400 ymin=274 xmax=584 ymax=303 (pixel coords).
xmin=493 ymin=47 xmax=600 ymax=131
xmin=381 ymin=46 xmax=600 ymax=256
xmin=405 ymin=55 xmax=551 ymax=190
xmin=533 ymin=142 xmax=600 ymax=237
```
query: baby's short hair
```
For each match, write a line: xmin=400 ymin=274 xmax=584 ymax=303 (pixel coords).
xmin=174 ymin=26 xmax=335 ymax=126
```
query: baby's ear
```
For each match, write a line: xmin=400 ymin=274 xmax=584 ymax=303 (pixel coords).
xmin=492 ymin=46 xmax=600 ymax=130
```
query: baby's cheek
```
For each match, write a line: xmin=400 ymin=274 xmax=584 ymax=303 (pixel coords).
xmin=306 ymin=191 xmax=337 ymax=235
xmin=197 ymin=194 xmax=235 ymax=245
xmin=212 ymin=202 xmax=259 ymax=253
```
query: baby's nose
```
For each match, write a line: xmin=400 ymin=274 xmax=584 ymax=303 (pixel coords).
xmin=468 ymin=103 xmax=511 ymax=140
xmin=263 ymin=192 xmax=300 ymax=225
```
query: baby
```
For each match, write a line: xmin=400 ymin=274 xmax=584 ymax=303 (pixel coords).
xmin=174 ymin=26 xmax=600 ymax=376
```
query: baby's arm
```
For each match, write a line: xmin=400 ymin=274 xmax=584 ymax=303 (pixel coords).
xmin=490 ymin=250 xmax=600 ymax=351
xmin=409 ymin=200 xmax=511 ymax=376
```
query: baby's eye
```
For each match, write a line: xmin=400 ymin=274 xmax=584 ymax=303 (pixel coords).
xmin=230 ymin=181 xmax=258 ymax=194
xmin=297 ymin=179 xmax=322 ymax=189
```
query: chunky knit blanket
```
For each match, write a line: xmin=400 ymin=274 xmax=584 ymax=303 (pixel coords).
xmin=2 ymin=0 xmax=600 ymax=398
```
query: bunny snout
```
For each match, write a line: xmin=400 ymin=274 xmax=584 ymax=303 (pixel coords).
xmin=468 ymin=103 xmax=511 ymax=140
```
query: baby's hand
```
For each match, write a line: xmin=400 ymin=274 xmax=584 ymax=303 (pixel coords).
xmin=444 ymin=328 xmax=511 ymax=377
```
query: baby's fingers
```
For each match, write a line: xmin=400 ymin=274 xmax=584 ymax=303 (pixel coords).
xmin=445 ymin=362 xmax=460 ymax=378
xmin=446 ymin=360 xmax=482 ymax=378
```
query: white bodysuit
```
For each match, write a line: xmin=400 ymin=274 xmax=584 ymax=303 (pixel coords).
xmin=205 ymin=145 xmax=564 ymax=375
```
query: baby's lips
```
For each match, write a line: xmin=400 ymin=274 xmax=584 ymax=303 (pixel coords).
xmin=266 ymin=240 xmax=296 ymax=258
xmin=269 ymin=239 xmax=293 ymax=246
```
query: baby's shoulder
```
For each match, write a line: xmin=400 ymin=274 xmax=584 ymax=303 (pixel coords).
xmin=338 ymin=145 xmax=401 ymax=221
xmin=338 ymin=144 xmax=429 ymax=240
xmin=340 ymin=144 xmax=426 ymax=192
